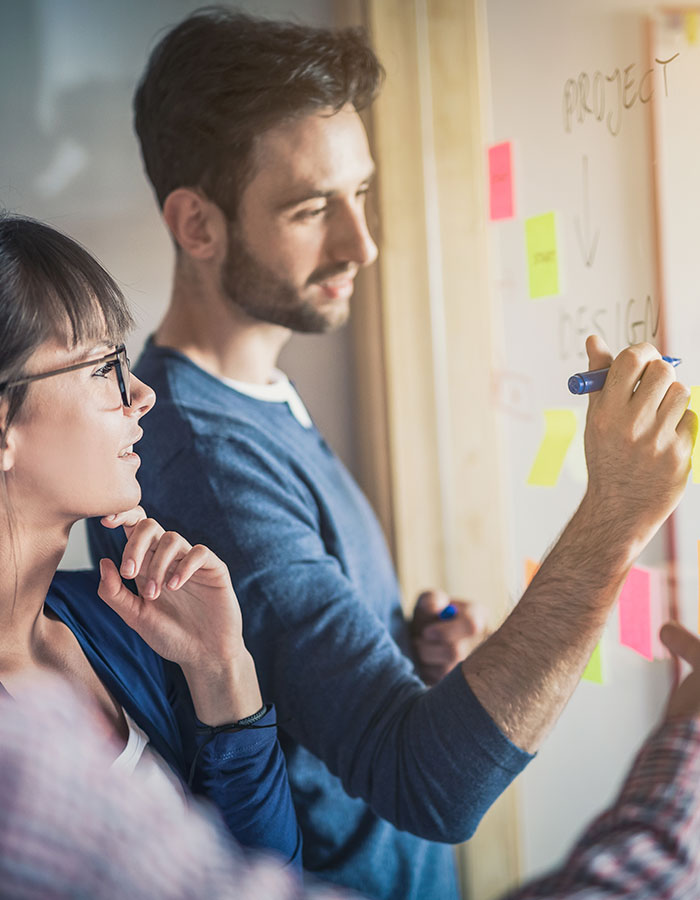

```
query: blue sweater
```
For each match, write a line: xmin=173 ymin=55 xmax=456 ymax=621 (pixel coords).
xmin=46 ymin=569 xmax=301 ymax=866
xmin=88 ymin=341 xmax=532 ymax=900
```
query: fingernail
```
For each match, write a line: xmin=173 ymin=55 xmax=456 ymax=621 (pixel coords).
xmin=167 ymin=575 xmax=179 ymax=590
xmin=122 ymin=559 xmax=135 ymax=577
xmin=145 ymin=579 xmax=157 ymax=599
xmin=105 ymin=514 xmax=117 ymax=521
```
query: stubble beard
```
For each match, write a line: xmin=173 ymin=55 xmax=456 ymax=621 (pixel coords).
xmin=221 ymin=225 xmax=351 ymax=334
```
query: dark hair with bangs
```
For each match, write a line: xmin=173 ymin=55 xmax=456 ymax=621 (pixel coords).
xmin=134 ymin=6 xmax=384 ymax=219
xmin=0 ymin=214 xmax=134 ymax=438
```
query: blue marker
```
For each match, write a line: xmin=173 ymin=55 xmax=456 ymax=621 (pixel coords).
xmin=568 ymin=356 xmax=682 ymax=395
xmin=438 ymin=604 xmax=457 ymax=621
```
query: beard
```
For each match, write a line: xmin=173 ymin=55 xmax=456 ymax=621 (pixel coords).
xmin=221 ymin=224 xmax=352 ymax=334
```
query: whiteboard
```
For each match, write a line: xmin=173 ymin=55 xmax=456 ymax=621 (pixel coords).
xmin=484 ymin=0 xmax=692 ymax=880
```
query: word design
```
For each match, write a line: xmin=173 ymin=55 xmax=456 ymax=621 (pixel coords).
xmin=559 ymin=294 xmax=660 ymax=361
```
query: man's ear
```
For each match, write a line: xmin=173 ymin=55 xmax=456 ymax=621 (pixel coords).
xmin=162 ymin=188 xmax=227 ymax=261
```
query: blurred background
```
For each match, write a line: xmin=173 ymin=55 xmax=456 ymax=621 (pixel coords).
xmin=0 ymin=0 xmax=359 ymax=572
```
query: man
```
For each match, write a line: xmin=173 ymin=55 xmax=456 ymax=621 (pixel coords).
xmin=88 ymin=9 xmax=696 ymax=899
xmin=4 ymin=622 xmax=700 ymax=899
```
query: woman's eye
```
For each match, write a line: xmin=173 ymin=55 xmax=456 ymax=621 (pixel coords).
xmin=93 ymin=361 xmax=117 ymax=378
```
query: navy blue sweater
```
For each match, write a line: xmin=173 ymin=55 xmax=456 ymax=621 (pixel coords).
xmin=46 ymin=569 xmax=301 ymax=866
xmin=88 ymin=341 xmax=532 ymax=900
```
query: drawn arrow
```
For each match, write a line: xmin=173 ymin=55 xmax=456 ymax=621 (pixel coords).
xmin=574 ymin=155 xmax=600 ymax=268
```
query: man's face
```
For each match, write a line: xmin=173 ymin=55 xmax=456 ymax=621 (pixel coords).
xmin=221 ymin=104 xmax=378 ymax=333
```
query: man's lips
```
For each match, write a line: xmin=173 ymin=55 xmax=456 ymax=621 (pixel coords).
xmin=316 ymin=276 xmax=355 ymax=299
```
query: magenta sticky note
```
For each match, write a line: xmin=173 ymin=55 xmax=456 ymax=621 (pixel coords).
xmin=488 ymin=142 xmax=514 ymax=221
xmin=618 ymin=567 xmax=653 ymax=661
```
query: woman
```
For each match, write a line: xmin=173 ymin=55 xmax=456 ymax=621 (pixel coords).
xmin=0 ymin=213 xmax=300 ymax=864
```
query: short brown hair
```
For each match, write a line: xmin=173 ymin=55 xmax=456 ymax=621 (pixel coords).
xmin=133 ymin=6 xmax=384 ymax=218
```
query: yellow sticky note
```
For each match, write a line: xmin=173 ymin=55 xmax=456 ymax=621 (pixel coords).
xmin=525 ymin=212 xmax=559 ymax=298
xmin=690 ymin=387 xmax=700 ymax=483
xmin=527 ymin=409 xmax=577 ymax=486
xmin=686 ymin=12 xmax=699 ymax=45
xmin=582 ymin=643 xmax=604 ymax=684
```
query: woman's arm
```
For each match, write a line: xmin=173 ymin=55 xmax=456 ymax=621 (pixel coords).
xmin=97 ymin=507 xmax=301 ymax=865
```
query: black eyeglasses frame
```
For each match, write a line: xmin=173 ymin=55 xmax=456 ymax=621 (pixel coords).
xmin=0 ymin=344 xmax=131 ymax=407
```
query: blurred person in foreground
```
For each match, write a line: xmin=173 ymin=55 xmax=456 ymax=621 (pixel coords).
xmin=3 ymin=620 xmax=700 ymax=899
xmin=0 ymin=213 xmax=300 ymax=866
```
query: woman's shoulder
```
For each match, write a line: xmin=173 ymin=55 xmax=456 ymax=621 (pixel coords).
xmin=47 ymin=569 xmax=155 ymax=662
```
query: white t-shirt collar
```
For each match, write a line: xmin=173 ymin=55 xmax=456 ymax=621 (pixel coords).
xmin=218 ymin=369 xmax=313 ymax=428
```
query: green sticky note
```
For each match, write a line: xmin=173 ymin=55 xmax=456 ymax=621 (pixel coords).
xmin=527 ymin=409 xmax=577 ymax=486
xmin=689 ymin=386 xmax=700 ymax=483
xmin=582 ymin=643 xmax=604 ymax=684
xmin=525 ymin=212 xmax=559 ymax=298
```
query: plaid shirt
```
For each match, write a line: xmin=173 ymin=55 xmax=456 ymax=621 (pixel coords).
xmin=1 ymin=678 xmax=699 ymax=899
xmin=505 ymin=719 xmax=700 ymax=900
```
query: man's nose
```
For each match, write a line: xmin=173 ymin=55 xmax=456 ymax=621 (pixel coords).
xmin=328 ymin=203 xmax=378 ymax=267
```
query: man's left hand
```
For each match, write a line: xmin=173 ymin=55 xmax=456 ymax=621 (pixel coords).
xmin=411 ymin=590 xmax=489 ymax=686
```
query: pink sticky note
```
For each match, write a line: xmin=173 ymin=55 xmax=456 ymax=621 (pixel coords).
xmin=488 ymin=142 xmax=514 ymax=220
xmin=618 ymin=567 xmax=653 ymax=661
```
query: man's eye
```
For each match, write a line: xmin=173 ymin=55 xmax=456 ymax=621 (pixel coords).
xmin=295 ymin=206 xmax=327 ymax=220
xmin=93 ymin=361 xmax=117 ymax=378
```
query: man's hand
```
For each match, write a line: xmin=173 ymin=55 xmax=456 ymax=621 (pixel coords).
xmin=661 ymin=623 xmax=700 ymax=722
xmin=460 ymin=336 xmax=697 ymax=753
xmin=582 ymin=336 xmax=697 ymax=563
xmin=411 ymin=590 xmax=488 ymax=685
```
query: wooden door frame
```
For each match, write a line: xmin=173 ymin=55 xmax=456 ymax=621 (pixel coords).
xmin=337 ymin=1 xmax=521 ymax=896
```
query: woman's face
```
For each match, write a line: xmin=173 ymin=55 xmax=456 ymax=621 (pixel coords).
xmin=4 ymin=338 xmax=155 ymax=526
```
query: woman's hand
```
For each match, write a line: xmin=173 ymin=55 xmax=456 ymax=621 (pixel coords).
xmin=97 ymin=506 xmax=262 ymax=724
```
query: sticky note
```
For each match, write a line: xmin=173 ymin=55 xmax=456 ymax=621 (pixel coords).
xmin=618 ymin=567 xmax=653 ymax=660
xmin=527 ymin=409 xmax=577 ymax=486
xmin=686 ymin=12 xmax=699 ymax=45
xmin=524 ymin=558 xmax=540 ymax=586
xmin=488 ymin=142 xmax=514 ymax=220
xmin=689 ymin=387 xmax=700 ymax=483
xmin=525 ymin=212 xmax=559 ymax=298
xmin=582 ymin=643 xmax=604 ymax=684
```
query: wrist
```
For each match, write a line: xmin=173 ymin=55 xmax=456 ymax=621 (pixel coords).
xmin=182 ymin=649 xmax=263 ymax=726
xmin=564 ymin=492 xmax=644 ymax=578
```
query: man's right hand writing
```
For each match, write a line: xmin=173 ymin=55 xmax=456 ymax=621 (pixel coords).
xmin=581 ymin=335 xmax=697 ymax=563
xmin=460 ymin=336 xmax=697 ymax=754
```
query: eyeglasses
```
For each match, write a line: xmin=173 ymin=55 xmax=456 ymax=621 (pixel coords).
xmin=0 ymin=344 xmax=131 ymax=407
